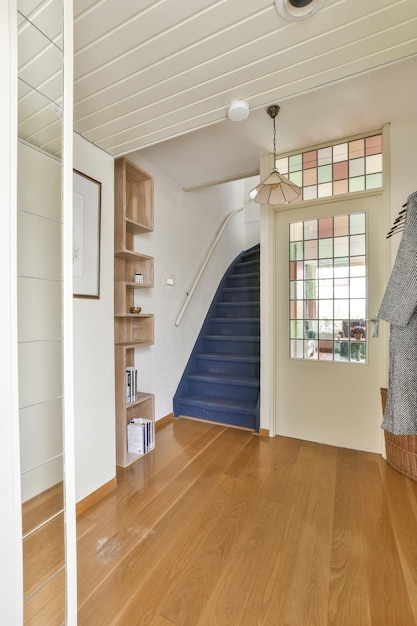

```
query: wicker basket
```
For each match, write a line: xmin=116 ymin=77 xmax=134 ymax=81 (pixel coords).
xmin=380 ymin=387 xmax=417 ymax=482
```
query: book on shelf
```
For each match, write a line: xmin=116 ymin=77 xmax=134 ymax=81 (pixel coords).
xmin=125 ymin=366 xmax=138 ymax=404
xmin=127 ymin=418 xmax=154 ymax=455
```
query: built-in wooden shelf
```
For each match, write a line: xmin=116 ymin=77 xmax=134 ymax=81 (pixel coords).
xmin=114 ymin=157 xmax=155 ymax=468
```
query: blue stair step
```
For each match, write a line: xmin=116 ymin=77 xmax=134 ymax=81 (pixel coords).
xmin=203 ymin=335 xmax=260 ymax=356
xmin=215 ymin=302 xmax=260 ymax=318
xmin=195 ymin=353 xmax=260 ymax=377
xmin=187 ymin=373 xmax=259 ymax=401
xmin=210 ymin=317 xmax=260 ymax=335
xmin=221 ymin=286 xmax=260 ymax=302
xmin=226 ymin=272 xmax=259 ymax=288
xmin=175 ymin=395 xmax=257 ymax=429
xmin=233 ymin=260 xmax=260 ymax=275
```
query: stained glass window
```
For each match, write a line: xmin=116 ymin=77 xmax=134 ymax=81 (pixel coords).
xmin=277 ymin=134 xmax=382 ymax=202
xmin=289 ymin=212 xmax=367 ymax=363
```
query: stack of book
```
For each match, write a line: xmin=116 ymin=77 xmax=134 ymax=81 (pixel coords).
xmin=127 ymin=418 xmax=154 ymax=455
xmin=126 ymin=366 xmax=138 ymax=404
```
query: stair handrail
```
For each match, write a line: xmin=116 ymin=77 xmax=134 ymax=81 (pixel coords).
xmin=175 ymin=207 xmax=244 ymax=326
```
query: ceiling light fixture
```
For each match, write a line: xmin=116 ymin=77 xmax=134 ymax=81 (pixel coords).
xmin=249 ymin=105 xmax=301 ymax=205
xmin=228 ymin=99 xmax=250 ymax=122
xmin=275 ymin=0 xmax=327 ymax=21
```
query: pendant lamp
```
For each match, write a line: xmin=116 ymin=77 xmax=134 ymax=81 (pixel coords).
xmin=249 ymin=105 xmax=301 ymax=205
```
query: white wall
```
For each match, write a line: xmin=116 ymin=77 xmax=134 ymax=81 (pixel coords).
xmin=1 ymin=0 xmax=23 ymax=620
xmin=73 ymin=134 xmax=116 ymax=503
xmin=120 ymin=152 xmax=246 ymax=421
xmin=17 ymin=143 xmax=64 ymax=502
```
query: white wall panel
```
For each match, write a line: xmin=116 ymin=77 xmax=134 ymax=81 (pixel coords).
xmin=18 ymin=340 xmax=62 ymax=408
xmin=17 ymin=277 xmax=61 ymax=341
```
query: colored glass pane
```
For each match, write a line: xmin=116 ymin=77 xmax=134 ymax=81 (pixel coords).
xmin=333 ymin=161 xmax=348 ymax=180
xmin=304 ymin=259 xmax=317 ymax=279
xmin=349 ymin=139 xmax=364 ymax=159
xmin=333 ymin=143 xmax=348 ymax=162
xmin=334 ymin=215 xmax=349 ymax=236
xmin=318 ymin=164 xmax=332 ymax=183
xmin=290 ymin=222 xmax=303 ymax=241
xmin=304 ymin=168 xmax=317 ymax=186
xmin=304 ymin=280 xmax=317 ymax=299
xmin=317 ymin=147 xmax=332 ymax=165
xmin=304 ymin=239 xmax=318 ymax=260
xmin=333 ymin=179 xmax=348 ymax=195
xmin=290 ymin=260 xmax=304 ymax=280
xmin=350 ymin=213 xmax=365 ymax=235
xmin=334 ymin=236 xmax=349 ymax=257
xmin=276 ymin=157 xmax=288 ymax=174
xmin=319 ymin=259 xmax=333 ymax=277
xmin=334 ymin=257 xmax=349 ymax=277
xmin=304 ymin=219 xmax=318 ymax=240
xmin=365 ymin=134 xmax=382 ymax=155
xmin=350 ymin=158 xmax=365 ymax=177
xmin=290 ymin=320 xmax=304 ymax=338
xmin=304 ymin=300 xmax=318 ymax=319
xmin=350 ymin=234 xmax=365 ymax=256
xmin=318 ymin=182 xmax=333 ymax=198
xmin=365 ymin=154 xmax=382 ymax=174
xmin=319 ymin=217 xmax=333 ymax=238
xmin=290 ymin=241 xmax=303 ymax=260
xmin=319 ymin=238 xmax=333 ymax=258
xmin=303 ymin=186 xmax=318 ymax=201
xmin=349 ymin=177 xmax=365 ymax=192
xmin=303 ymin=151 xmax=317 ymax=168
xmin=289 ymin=154 xmax=302 ymax=172
xmin=366 ymin=173 xmax=382 ymax=189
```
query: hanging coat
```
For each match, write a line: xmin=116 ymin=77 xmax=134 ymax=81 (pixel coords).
xmin=378 ymin=190 xmax=417 ymax=434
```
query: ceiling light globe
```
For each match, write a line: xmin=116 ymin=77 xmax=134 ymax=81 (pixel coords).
xmin=227 ymin=100 xmax=250 ymax=122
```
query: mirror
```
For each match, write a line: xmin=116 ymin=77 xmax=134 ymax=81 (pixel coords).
xmin=17 ymin=0 xmax=66 ymax=621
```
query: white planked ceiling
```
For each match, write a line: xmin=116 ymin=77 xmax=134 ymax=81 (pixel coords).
xmin=17 ymin=0 xmax=417 ymax=187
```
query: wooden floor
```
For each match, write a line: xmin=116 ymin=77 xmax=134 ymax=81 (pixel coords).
xmin=77 ymin=417 xmax=417 ymax=625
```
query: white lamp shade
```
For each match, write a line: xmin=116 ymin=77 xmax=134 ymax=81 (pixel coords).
xmin=228 ymin=100 xmax=250 ymax=122
xmin=249 ymin=170 xmax=301 ymax=205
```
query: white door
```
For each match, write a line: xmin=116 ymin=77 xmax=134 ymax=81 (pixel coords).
xmin=275 ymin=194 xmax=386 ymax=453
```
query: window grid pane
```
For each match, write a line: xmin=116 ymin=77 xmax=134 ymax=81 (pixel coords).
xmin=289 ymin=212 xmax=367 ymax=363
xmin=276 ymin=133 xmax=382 ymax=203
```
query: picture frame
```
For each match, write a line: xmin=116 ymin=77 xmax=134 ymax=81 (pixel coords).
xmin=73 ymin=170 xmax=102 ymax=298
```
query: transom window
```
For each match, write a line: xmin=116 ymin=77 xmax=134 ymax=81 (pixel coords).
xmin=277 ymin=133 xmax=382 ymax=202
xmin=289 ymin=212 xmax=367 ymax=363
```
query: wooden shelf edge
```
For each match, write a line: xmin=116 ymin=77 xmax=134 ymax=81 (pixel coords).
xmin=126 ymin=218 xmax=154 ymax=234
xmin=115 ymin=340 xmax=154 ymax=348
xmin=126 ymin=392 xmax=154 ymax=408
xmin=115 ymin=249 xmax=153 ymax=261
xmin=114 ymin=313 xmax=154 ymax=319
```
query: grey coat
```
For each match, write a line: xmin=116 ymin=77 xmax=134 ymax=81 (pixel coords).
xmin=378 ymin=191 xmax=417 ymax=434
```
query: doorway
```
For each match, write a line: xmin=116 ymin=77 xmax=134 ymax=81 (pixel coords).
xmin=275 ymin=194 xmax=386 ymax=452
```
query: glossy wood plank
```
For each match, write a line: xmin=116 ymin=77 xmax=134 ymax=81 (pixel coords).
xmin=328 ymin=448 xmax=370 ymax=626
xmin=77 ymin=418 xmax=417 ymax=626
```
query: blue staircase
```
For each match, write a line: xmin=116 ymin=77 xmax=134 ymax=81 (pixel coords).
xmin=173 ymin=244 xmax=260 ymax=431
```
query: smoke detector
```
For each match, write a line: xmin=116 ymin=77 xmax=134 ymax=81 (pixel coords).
xmin=275 ymin=0 xmax=327 ymax=21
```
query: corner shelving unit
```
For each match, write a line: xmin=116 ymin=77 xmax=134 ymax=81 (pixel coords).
xmin=114 ymin=157 xmax=155 ymax=467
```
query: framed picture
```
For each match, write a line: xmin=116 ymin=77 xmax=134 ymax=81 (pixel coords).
xmin=73 ymin=170 xmax=102 ymax=298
